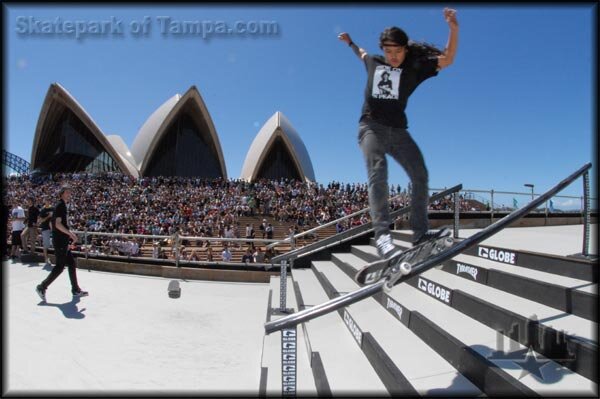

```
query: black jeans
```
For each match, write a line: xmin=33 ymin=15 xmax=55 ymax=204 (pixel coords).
xmin=358 ymin=120 xmax=430 ymax=241
xmin=40 ymin=245 xmax=80 ymax=293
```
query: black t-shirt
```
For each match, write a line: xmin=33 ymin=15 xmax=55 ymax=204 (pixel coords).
xmin=51 ymin=199 xmax=70 ymax=245
xmin=27 ymin=205 xmax=40 ymax=227
xmin=360 ymin=54 xmax=439 ymax=128
xmin=39 ymin=206 xmax=53 ymax=231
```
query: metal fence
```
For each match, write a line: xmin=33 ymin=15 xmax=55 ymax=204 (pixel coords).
xmin=436 ymin=187 xmax=598 ymax=215
xmin=70 ymin=230 xmax=292 ymax=269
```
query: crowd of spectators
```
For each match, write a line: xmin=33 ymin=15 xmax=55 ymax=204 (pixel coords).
xmin=5 ymin=172 xmax=467 ymax=261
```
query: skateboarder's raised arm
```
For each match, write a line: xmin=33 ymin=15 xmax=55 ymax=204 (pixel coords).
xmin=338 ymin=32 xmax=367 ymax=60
xmin=436 ymin=8 xmax=459 ymax=70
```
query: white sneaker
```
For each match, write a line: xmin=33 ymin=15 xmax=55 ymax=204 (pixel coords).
xmin=376 ymin=234 xmax=401 ymax=259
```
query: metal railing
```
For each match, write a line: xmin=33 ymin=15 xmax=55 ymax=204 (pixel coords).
xmin=442 ymin=188 xmax=598 ymax=214
xmin=70 ymin=230 xmax=289 ymax=269
xmin=265 ymin=163 xmax=594 ymax=335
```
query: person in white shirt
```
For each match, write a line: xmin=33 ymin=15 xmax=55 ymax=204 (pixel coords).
xmin=222 ymin=246 xmax=232 ymax=262
xmin=254 ymin=247 xmax=266 ymax=263
xmin=10 ymin=202 xmax=26 ymax=258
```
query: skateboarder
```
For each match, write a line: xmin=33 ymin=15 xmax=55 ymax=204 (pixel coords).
xmin=338 ymin=8 xmax=459 ymax=259
xmin=36 ymin=184 xmax=88 ymax=301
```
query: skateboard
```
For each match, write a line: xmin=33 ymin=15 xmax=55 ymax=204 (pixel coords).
xmin=354 ymin=229 xmax=455 ymax=287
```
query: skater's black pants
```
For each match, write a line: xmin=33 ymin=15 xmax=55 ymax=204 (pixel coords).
xmin=40 ymin=245 xmax=80 ymax=293
xmin=358 ymin=120 xmax=430 ymax=242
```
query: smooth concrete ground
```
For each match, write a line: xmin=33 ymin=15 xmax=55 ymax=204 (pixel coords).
xmin=5 ymin=262 xmax=270 ymax=395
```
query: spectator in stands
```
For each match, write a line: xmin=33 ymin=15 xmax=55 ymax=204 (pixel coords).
xmin=233 ymin=223 xmax=242 ymax=248
xmin=286 ymin=226 xmax=296 ymax=243
xmin=2 ymin=201 xmax=9 ymax=260
xmin=131 ymin=240 xmax=140 ymax=256
xmin=21 ymin=197 xmax=40 ymax=255
xmin=158 ymin=248 xmax=168 ymax=259
xmin=179 ymin=246 xmax=188 ymax=261
xmin=39 ymin=201 xmax=53 ymax=266
xmin=254 ymin=247 xmax=265 ymax=263
xmin=190 ymin=249 xmax=201 ymax=262
xmin=221 ymin=245 xmax=232 ymax=262
xmin=245 ymin=223 xmax=255 ymax=243
xmin=10 ymin=201 xmax=26 ymax=259
xmin=265 ymin=223 xmax=274 ymax=240
xmin=259 ymin=219 xmax=268 ymax=238
xmin=242 ymin=248 xmax=254 ymax=264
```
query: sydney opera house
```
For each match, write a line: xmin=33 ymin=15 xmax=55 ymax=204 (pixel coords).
xmin=30 ymin=83 xmax=316 ymax=182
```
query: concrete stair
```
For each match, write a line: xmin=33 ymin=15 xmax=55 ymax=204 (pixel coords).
xmin=262 ymin=230 xmax=598 ymax=396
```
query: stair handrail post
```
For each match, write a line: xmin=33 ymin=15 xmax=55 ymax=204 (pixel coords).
xmin=453 ymin=191 xmax=460 ymax=238
xmin=491 ymin=189 xmax=495 ymax=222
xmin=280 ymin=259 xmax=288 ymax=311
xmin=84 ymin=227 xmax=89 ymax=260
xmin=174 ymin=232 xmax=180 ymax=268
xmin=582 ymin=170 xmax=591 ymax=257
xmin=281 ymin=326 xmax=297 ymax=396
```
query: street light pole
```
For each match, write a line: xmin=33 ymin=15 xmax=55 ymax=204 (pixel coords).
xmin=524 ymin=183 xmax=534 ymax=201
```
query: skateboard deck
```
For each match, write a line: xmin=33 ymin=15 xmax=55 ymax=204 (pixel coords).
xmin=355 ymin=229 xmax=455 ymax=286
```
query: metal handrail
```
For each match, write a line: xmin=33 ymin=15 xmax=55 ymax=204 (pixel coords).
xmin=264 ymin=163 xmax=593 ymax=334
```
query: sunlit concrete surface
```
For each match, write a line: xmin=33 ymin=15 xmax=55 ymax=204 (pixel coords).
xmin=5 ymin=262 xmax=269 ymax=395
xmin=459 ymin=224 xmax=598 ymax=256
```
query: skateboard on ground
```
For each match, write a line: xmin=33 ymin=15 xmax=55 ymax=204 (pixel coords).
xmin=354 ymin=229 xmax=455 ymax=288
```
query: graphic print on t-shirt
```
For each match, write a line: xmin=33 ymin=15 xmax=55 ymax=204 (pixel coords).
xmin=372 ymin=65 xmax=401 ymax=100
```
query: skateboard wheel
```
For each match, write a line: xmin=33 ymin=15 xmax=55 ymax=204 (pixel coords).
xmin=399 ymin=262 xmax=412 ymax=275
xmin=383 ymin=279 xmax=394 ymax=293
xmin=443 ymin=237 xmax=454 ymax=247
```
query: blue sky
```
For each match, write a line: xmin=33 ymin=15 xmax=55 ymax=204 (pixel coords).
xmin=4 ymin=4 xmax=597 ymax=209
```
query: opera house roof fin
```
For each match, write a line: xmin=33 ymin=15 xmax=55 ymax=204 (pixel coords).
xmin=240 ymin=111 xmax=315 ymax=183
xmin=30 ymin=82 xmax=138 ymax=176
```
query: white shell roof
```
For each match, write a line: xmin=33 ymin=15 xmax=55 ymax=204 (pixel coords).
xmin=240 ymin=111 xmax=315 ymax=182
xmin=30 ymin=83 xmax=136 ymax=176
xmin=130 ymin=93 xmax=181 ymax=170
xmin=106 ymin=135 xmax=139 ymax=177
xmin=130 ymin=86 xmax=227 ymax=178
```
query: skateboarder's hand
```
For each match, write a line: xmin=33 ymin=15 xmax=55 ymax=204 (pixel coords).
xmin=338 ymin=32 xmax=352 ymax=45
xmin=444 ymin=8 xmax=458 ymax=30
